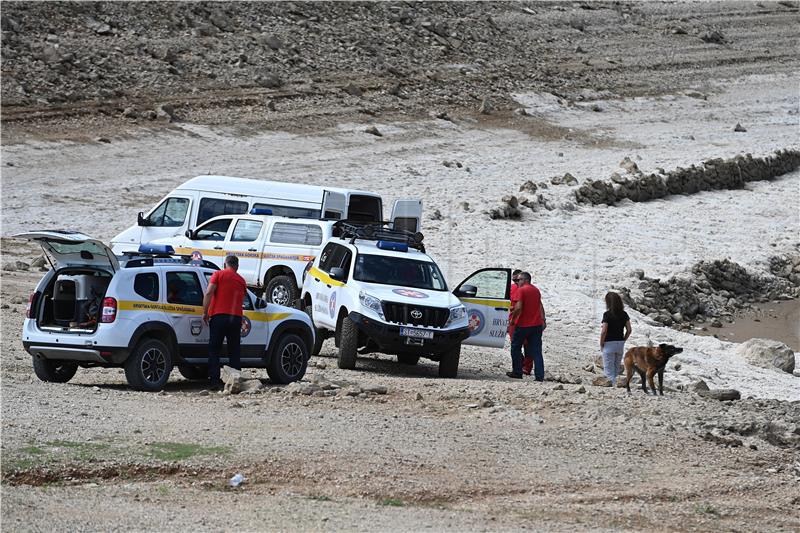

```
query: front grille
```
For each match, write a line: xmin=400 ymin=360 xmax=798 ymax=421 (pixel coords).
xmin=382 ymin=301 xmax=449 ymax=328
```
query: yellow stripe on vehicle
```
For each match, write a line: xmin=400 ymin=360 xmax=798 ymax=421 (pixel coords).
xmin=118 ymin=301 xmax=292 ymax=322
xmin=245 ymin=311 xmax=291 ymax=322
xmin=308 ymin=266 xmax=346 ymax=287
xmin=118 ymin=300 xmax=202 ymax=314
xmin=174 ymin=247 xmax=314 ymax=262
xmin=460 ymin=298 xmax=510 ymax=310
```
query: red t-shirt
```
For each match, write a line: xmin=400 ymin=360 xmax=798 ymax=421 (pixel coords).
xmin=516 ymin=283 xmax=544 ymax=327
xmin=509 ymin=283 xmax=520 ymax=323
xmin=208 ymin=269 xmax=247 ymax=317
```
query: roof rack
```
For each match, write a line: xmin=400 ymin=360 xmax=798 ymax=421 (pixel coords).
xmin=333 ymin=221 xmax=425 ymax=252
xmin=122 ymin=256 xmax=221 ymax=270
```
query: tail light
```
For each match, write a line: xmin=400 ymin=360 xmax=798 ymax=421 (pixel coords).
xmin=26 ymin=291 xmax=40 ymax=319
xmin=101 ymin=297 xmax=117 ymax=323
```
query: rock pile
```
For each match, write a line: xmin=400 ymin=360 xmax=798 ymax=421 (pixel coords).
xmin=694 ymin=398 xmax=800 ymax=449
xmin=617 ymin=254 xmax=800 ymax=329
xmin=574 ymin=150 xmax=800 ymax=206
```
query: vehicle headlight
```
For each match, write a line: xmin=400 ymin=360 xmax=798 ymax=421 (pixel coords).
xmin=359 ymin=291 xmax=385 ymax=320
xmin=446 ymin=305 xmax=466 ymax=326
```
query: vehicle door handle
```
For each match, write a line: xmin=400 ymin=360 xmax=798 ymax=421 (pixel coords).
xmin=495 ymin=307 xmax=507 ymax=311
xmin=314 ymin=278 xmax=320 ymax=282
xmin=170 ymin=314 xmax=183 ymax=318
xmin=326 ymin=284 xmax=332 ymax=288
xmin=248 ymin=248 xmax=257 ymax=252
xmin=213 ymin=246 xmax=223 ymax=250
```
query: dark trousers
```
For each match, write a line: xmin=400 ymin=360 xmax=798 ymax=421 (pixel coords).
xmin=511 ymin=325 xmax=544 ymax=380
xmin=208 ymin=314 xmax=242 ymax=384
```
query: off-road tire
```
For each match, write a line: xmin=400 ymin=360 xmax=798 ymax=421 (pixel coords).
xmin=337 ymin=316 xmax=358 ymax=370
xmin=438 ymin=344 xmax=461 ymax=378
xmin=124 ymin=338 xmax=173 ymax=392
xmin=32 ymin=357 xmax=78 ymax=383
xmin=177 ymin=365 xmax=207 ymax=381
xmin=397 ymin=354 xmax=420 ymax=365
xmin=265 ymin=275 xmax=298 ymax=307
xmin=267 ymin=333 xmax=309 ymax=384
xmin=304 ymin=305 xmax=326 ymax=356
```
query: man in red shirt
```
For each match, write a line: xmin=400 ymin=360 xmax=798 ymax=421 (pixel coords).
xmin=507 ymin=271 xmax=546 ymax=380
xmin=203 ymin=255 xmax=247 ymax=389
xmin=507 ymin=269 xmax=533 ymax=375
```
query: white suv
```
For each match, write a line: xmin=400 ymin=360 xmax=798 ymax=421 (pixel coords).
xmin=301 ymin=223 xmax=511 ymax=377
xmin=18 ymin=231 xmax=314 ymax=391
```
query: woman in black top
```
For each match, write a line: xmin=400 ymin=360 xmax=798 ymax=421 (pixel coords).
xmin=600 ymin=292 xmax=632 ymax=386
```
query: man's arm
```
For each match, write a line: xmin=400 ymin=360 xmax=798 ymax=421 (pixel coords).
xmin=202 ymin=282 xmax=217 ymax=323
xmin=510 ymin=300 xmax=523 ymax=321
xmin=540 ymin=303 xmax=546 ymax=330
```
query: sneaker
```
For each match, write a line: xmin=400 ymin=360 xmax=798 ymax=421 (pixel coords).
xmin=506 ymin=371 xmax=523 ymax=379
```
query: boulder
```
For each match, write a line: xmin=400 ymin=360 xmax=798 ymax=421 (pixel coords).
xmin=736 ymin=338 xmax=795 ymax=373
xmin=591 ymin=376 xmax=612 ymax=387
xmin=222 ymin=366 xmax=243 ymax=394
xmin=698 ymin=389 xmax=741 ymax=401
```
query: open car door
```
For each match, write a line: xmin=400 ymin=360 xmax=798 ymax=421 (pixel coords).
xmin=453 ymin=268 xmax=511 ymax=348
xmin=14 ymin=230 xmax=119 ymax=272
xmin=322 ymin=191 xmax=346 ymax=220
xmin=390 ymin=199 xmax=423 ymax=233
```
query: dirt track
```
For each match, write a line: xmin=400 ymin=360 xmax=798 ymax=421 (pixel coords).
xmin=2 ymin=1 xmax=800 ymax=531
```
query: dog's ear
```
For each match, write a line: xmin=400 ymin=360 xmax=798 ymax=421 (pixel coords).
xmin=659 ymin=343 xmax=668 ymax=351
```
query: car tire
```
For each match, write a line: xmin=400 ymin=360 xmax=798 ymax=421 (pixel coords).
xmin=304 ymin=305 xmax=326 ymax=357
xmin=32 ymin=357 xmax=78 ymax=383
xmin=438 ymin=344 xmax=460 ymax=378
xmin=177 ymin=365 xmax=207 ymax=381
xmin=124 ymin=338 xmax=173 ymax=392
xmin=337 ymin=316 xmax=358 ymax=370
xmin=397 ymin=354 xmax=420 ymax=365
xmin=267 ymin=333 xmax=309 ymax=384
xmin=265 ymin=275 xmax=298 ymax=307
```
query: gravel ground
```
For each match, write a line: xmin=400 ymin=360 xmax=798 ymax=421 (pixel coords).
xmin=2 ymin=1 xmax=800 ymax=531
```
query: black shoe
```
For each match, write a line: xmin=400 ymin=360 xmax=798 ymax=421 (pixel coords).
xmin=506 ymin=372 xmax=523 ymax=379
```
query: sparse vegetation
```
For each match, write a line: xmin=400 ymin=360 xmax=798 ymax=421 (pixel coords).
xmin=694 ymin=503 xmax=720 ymax=516
xmin=379 ymin=498 xmax=405 ymax=507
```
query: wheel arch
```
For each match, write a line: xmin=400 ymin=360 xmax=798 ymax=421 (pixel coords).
xmin=265 ymin=320 xmax=314 ymax=362
xmin=263 ymin=265 xmax=298 ymax=286
xmin=127 ymin=321 xmax=178 ymax=361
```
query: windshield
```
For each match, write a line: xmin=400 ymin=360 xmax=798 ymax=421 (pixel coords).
xmin=354 ymin=254 xmax=447 ymax=291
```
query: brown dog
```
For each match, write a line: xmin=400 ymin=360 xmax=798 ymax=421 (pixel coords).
xmin=624 ymin=343 xmax=683 ymax=395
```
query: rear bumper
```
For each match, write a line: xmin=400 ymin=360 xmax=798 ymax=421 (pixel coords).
xmin=349 ymin=312 xmax=469 ymax=355
xmin=23 ymin=342 xmax=127 ymax=364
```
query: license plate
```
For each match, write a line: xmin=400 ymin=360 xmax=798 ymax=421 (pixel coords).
xmin=400 ymin=327 xmax=433 ymax=340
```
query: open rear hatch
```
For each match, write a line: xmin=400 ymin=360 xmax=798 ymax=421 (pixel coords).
xmin=14 ymin=230 xmax=119 ymax=272
xmin=15 ymin=231 xmax=118 ymax=333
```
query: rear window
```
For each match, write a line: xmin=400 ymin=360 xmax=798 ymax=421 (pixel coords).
xmin=134 ymin=273 xmax=159 ymax=301
xmin=253 ymin=203 xmax=321 ymax=219
xmin=46 ymin=241 xmax=109 ymax=256
xmin=270 ymin=223 xmax=323 ymax=246
xmin=197 ymin=198 xmax=248 ymax=225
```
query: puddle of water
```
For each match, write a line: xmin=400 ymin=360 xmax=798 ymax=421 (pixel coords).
xmin=695 ymin=299 xmax=800 ymax=351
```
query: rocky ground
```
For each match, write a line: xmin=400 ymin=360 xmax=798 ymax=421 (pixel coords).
xmin=2 ymin=1 xmax=800 ymax=531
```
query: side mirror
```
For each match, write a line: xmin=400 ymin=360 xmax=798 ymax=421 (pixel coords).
xmin=329 ymin=267 xmax=345 ymax=281
xmin=255 ymin=297 xmax=268 ymax=309
xmin=185 ymin=229 xmax=194 ymax=239
xmin=455 ymin=284 xmax=478 ymax=298
xmin=137 ymin=212 xmax=148 ymax=226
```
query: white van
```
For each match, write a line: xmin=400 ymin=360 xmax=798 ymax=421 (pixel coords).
xmin=111 ymin=175 xmax=422 ymax=253
xmin=150 ymin=213 xmax=337 ymax=306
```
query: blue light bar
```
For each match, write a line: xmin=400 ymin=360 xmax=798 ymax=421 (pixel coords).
xmin=138 ymin=244 xmax=175 ymax=255
xmin=376 ymin=240 xmax=408 ymax=252
xmin=250 ymin=208 xmax=273 ymax=215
